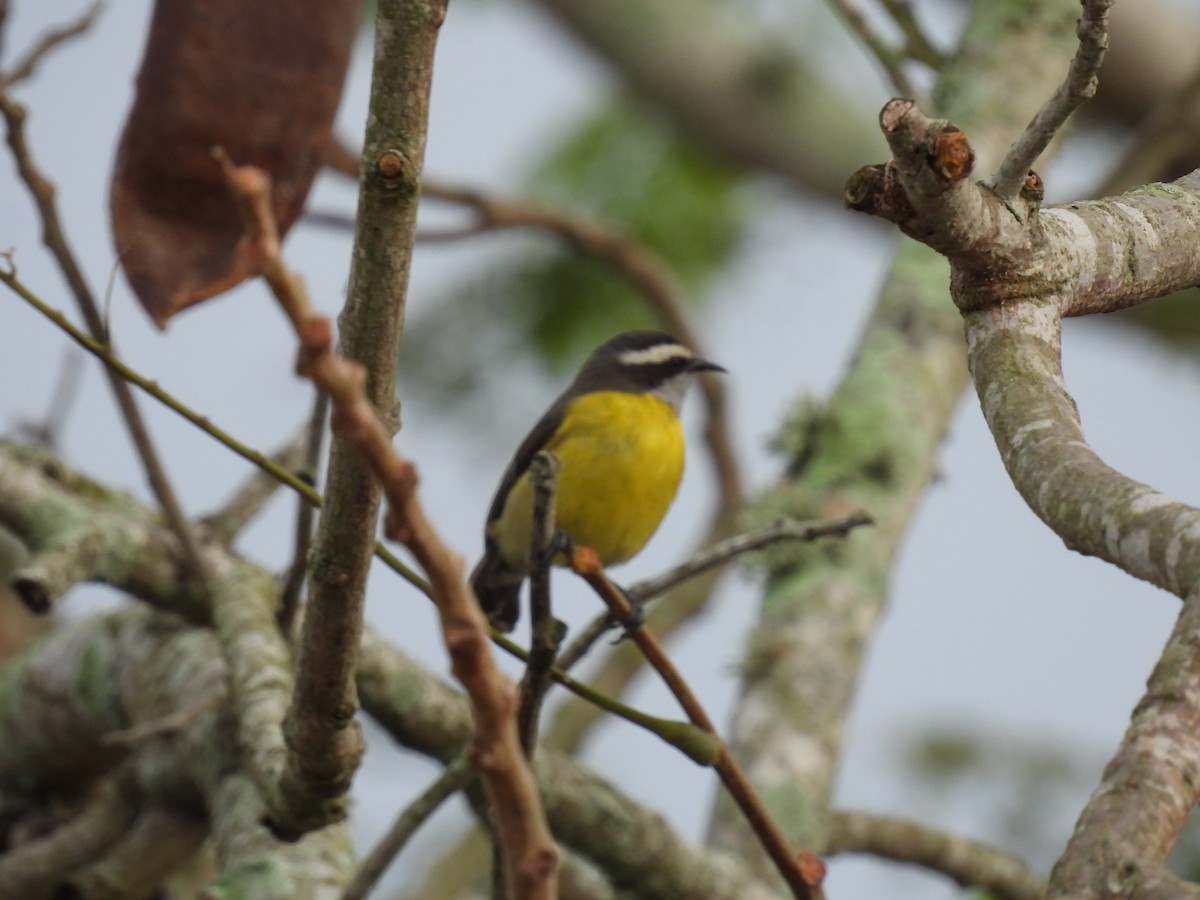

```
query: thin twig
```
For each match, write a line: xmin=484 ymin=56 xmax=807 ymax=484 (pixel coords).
xmin=990 ymin=0 xmax=1114 ymax=200
xmin=200 ymin=425 xmax=310 ymax=545
xmin=1 ymin=1 xmax=105 ymax=86
xmin=102 ymin=690 xmax=225 ymax=748
xmin=343 ymin=756 xmax=476 ymax=900
xmin=631 ymin=510 xmax=873 ymax=602
xmin=0 ymin=83 xmax=210 ymax=598
xmin=878 ymin=0 xmax=945 ymax=69
xmin=279 ymin=389 xmax=328 ymax=634
xmin=0 ymin=264 xmax=430 ymax=595
xmin=823 ymin=0 xmax=918 ymax=99
xmin=517 ymin=452 xmax=566 ymax=757
xmin=12 ymin=347 xmax=82 ymax=448
xmin=570 ymin=548 xmax=826 ymax=900
xmin=556 ymin=511 xmax=873 ymax=673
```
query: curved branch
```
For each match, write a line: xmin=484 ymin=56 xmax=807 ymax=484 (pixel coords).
xmin=0 ymin=608 xmax=354 ymax=899
xmin=827 ymin=810 xmax=1045 ymax=900
xmin=965 ymin=306 xmax=1200 ymax=599
xmin=709 ymin=0 xmax=1086 ymax=875
xmin=0 ymin=770 xmax=139 ymax=899
xmin=848 ymin=80 xmax=1200 ymax=896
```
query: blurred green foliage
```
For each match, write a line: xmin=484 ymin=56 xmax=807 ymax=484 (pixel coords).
xmin=401 ymin=95 xmax=747 ymax=402
xmin=517 ymin=96 xmax=745 ymax=366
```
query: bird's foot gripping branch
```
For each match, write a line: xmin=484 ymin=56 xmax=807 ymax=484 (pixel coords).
xmin=847 ymin=97 xmax=1200 ymax=899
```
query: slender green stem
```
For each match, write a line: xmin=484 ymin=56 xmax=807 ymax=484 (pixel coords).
xmin=0 ymin=267 xmax=430 ymax=594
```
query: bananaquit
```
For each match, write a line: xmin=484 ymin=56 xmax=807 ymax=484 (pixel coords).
xmin=470 ymin=330 xmax=725 ymax=631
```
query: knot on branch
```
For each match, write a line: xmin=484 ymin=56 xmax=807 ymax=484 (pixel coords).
xmin=848 ymin=100 xmax=1067 ymax=313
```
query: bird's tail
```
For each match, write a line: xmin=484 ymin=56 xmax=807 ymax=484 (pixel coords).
xmin=469 ymin=543 xmax=524 ymax=632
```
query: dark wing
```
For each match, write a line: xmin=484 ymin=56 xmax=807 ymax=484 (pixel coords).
xmin=473 ymin=393 xmax=572 ymax=632
xmin=483 ymin=393 xmax=571 ymax=526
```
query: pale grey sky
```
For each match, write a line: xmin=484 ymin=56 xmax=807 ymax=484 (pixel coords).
xmin=2 ymin=3 xmax=1194 ymax=897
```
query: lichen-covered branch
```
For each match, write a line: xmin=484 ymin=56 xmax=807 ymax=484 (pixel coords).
xmin=0 ymin=441 xmax=779 ymax=899
xmin=0 ymin=441 xmax=203 ymax=621
xmin=845 ymin=16 xmax=1200 ymax=895
xmin=64 ymin=807 xmax=207 ymax=899
xmin=848 ymin=100 xmax=1200 ymax=318
xmin=0 ymin=769 xmax=139 ymax=899
xmin=965 ymin=306 xmax=1200 ymax=599
xmin=707 ymin=0 xmax=1083 ymax=877
xmin=0 ymin=607 xmax=354 ymax=899
xmin=355 ymin=628 xmax=785 ymax=900
xmin=1047 ymin=587 xmax=1200 ymax=898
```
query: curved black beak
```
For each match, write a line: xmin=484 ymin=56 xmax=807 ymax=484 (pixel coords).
xmin=689 ymin=356 xmax=727 ymax=374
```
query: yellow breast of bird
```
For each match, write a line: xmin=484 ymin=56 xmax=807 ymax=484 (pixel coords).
xmin=491 ymin=391 xmax=686 ymax=570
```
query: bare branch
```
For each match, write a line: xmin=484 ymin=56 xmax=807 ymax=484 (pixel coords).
xmin=263 ymin=0 xmax=447 ymax=841
xmin=848 ymin=100 xmax=1200 ymax=319
xmin=822 ymin=0 xmax=918 ymax=100
xmin=828 ymin=810 xmax=1045 ymax=900
xmin=279 ymin=389 xmax=328 ymax=633
xmin=0 ymin=770 xmax=138 ymax=899
xmin=200 ymin=425 xmax=310 ymax=546
xmin=1048 ymin=591 xmax=1200 ymax=897
xmin=342 ymin=756 xmax=476 ymax=900
xmin=556 ymin=511 xmax=873 ymax=673
xmin=11 ymin=347 xmax=82 ymax=448
xmin=570 ymin=548 xmax=826 ymax=900
xmin=1 ymin=1 xmax=105 ymax=86
xmin=990 ymin=0 xmax=1114 ymax=200
xmin=630 ymin=511 xmax=873 ymax=604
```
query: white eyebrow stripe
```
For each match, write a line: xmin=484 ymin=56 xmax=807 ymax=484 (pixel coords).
xmin=618 ymin=344 xmax=692 ymax=366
